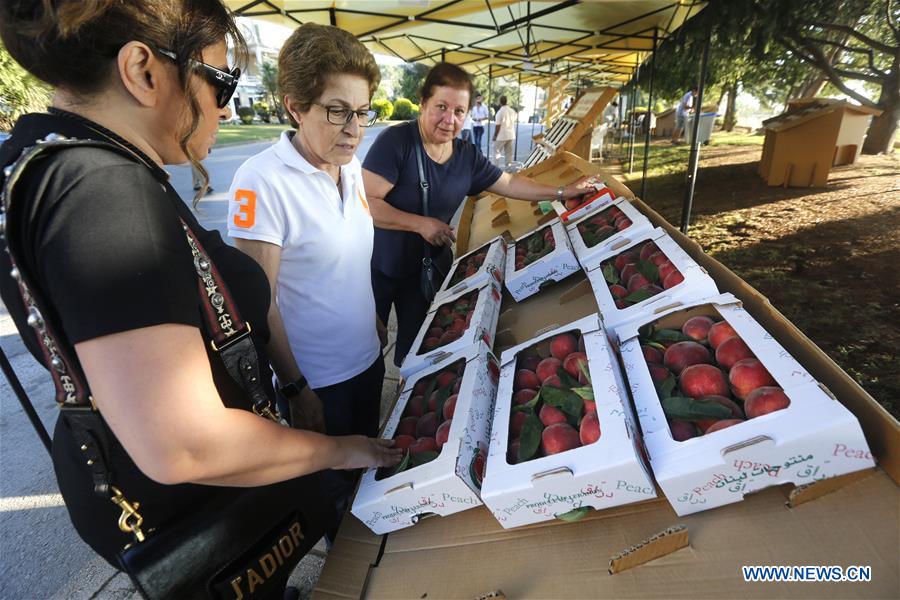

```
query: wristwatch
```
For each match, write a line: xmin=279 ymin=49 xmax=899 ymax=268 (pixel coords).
xmin=556 ymin=186 xmax=565 ymax=201
xmin=279 ymin=375 xmax=308 ymax=399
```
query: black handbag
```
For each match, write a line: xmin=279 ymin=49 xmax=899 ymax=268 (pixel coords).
xmin=411 ymin=123 xmax=453 ymax=302
xmin=0 ymin=134 xmax=333 ymax=599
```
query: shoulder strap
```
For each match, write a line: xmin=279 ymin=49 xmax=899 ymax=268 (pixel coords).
xmin=409 ymin=121 xmax=430 ymax=218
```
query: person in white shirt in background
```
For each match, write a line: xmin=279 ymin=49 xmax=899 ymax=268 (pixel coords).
xmin=460 ymin=111 xmax=473 ymax=143
xmin=470 ymin=93 xmax=489 ymax=153
xmin=227 ymin=23 xmax=388 ymax=534
xmin=492 ymin=95 xmax=517 ymax=167
xmin=672 ymin=86 xmax=697 ymax=144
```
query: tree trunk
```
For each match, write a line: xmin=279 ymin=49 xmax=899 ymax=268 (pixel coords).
xmin=723 ymin=81 xmax=738 ymax=132
xmin=862 ymin=69 xmax=900 ymax=154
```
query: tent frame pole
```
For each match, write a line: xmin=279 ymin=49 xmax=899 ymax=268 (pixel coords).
xmin=640 ymin=28 xmax=658 ymax=200
xmin=680 ymin=20 xmax=712 ymax=235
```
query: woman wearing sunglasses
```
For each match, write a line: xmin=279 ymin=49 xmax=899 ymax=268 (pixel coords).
xmin=227 ymin=23 xmax=386 ymax=526
xmin=0 ymin=0 xmax=399 ymax=585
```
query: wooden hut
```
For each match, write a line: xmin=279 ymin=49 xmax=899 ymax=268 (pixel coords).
xmin=654 ymin=108 xmax=676 ymax=137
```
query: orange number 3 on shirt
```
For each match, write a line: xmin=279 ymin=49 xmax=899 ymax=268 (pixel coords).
xmin=233 ymin=189 xmax=257 ymax=228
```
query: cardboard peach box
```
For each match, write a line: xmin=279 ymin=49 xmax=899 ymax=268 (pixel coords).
xmin=504 ymin=220 xmax=581 ymax=302
xmin=352 ymin=341 xmax=500 ymax=534
xmin=480 ymin=314 xmax=656 ymax=529
xmin=433 ymin=236 xmax=506 ymax=306
xmin=400 ymin=279 xmax=503 ymax=379
xmin=565 ymin=197 xmax=653 ymax=268
xmin=584 ymin=227 xmax=720 ymax=331
xmin=551 ymin=185 xmax=615 ymax=224
xmin=615 ymin=293 xmax=875 ymax=516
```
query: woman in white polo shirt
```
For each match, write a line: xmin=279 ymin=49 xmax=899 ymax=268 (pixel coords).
xmin=227 ymin=24 xmax=384 ymax=453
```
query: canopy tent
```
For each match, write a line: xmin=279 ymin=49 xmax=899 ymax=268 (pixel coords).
xmin=225 ymin=1 xmax=705 ymax=87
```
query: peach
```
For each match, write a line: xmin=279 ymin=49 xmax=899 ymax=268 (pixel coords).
xmin=620 ymin=263 xmax=639 ymax=285
xmin=541 ymin=423 xmax=581 ymax=455
xmin=729 ymin=358 xmax=777 ymax=399
xmin=518 ymin=354 xmax=541 ymax=372
xmin=449 ymin=319 xmax=467 ymax=335
xmin=438 ymin=306 xmax=452 ymax=317
xmin=550 ymin=333 xmax=578 ymax=360
xmin=542 ymin=375 xmax=563 ymax=388
xmin=590 ymin=215 xmax=609 ymax=227
xmin=427 ymin=390 xmax=440 ymax=412
xmin=413 ymin=379 xmax=428 ymax=396
xmin=507 ymin=439 xmax=521 ymax=464
xmin=744 ymin=386 xmax=790 ymax=418
xmin=416 ymin=412 xmax=439 ymax=438
xmin=662 ymin=270 xmax=684 ymax=289
xmin=436 ymin=371 xmax=456 ymax=388
xmin=663 ymin=341 xmax=711 ymax=374
xmin=639 ymin=242 xmax=659 ymax=260
xmin=641 ymin=345 xmax=663 ymax=363
xmin=609 ymin=284 xmax=628 ymax=299
xmin=514 ymin=369 xmax=541 ymax=391
xmin=682 ymin=316 xmax=715 ymax=342
xmin=438 ymin=330 xmax=460 ymax=346
xmin=423 ymin=337 xmax=440 ymax=351
xmin=563 ymin=352 xmax=588 ymax=377
xmin=616 ymin=218 xmax=633 ymax=231
xmin=452 ymin=379 xmax=462 ymax=394
xmin=514 ymin=388 xmax=538 ymax=406
xmin=580 ymin=410 xmax=601 ymax=445
xmin=670 ymin=419 xmax=699 ymax=441
xmin=614 ymin=250 xmax=639 ymax=272
xmin=614 ymin=299 xmax=628 ymax=309
xmin=536 ymin=357 xmax=562 ymax=382
xmin=704 ymin=419 xmax=744 ymax=434
xmin=509 ymin=411 xmax=527 ymax=437
xmin=583 ymin=398 xmax=596 ymax=412
xmin=427 ymin=327 xmax=443 ymax=339
xmin=397 ymin=416 xmax=418 ymax=437
xmin=647 ymin=362 xmax=672 ymax=382
xmin=404 ymin=395 xmax=425 ymax=418
xmin=679 ymin=364 xmax=729 ymax=398
xmin=627 ymin=273 xmax=651 ymax=293
xmin=594 ymin=225 xmax=616 ymax=240
xmin=647 ymin=251 xmax=669 ymax=267
xmin=443 ymin=394 xmax=457 ymax=420
xmin=393 ymin=434 xmax=416 ymax=452
xmin=707 ymin=321 xmax=738 ymax=349
xmin=657 ymin=261 xmax=677 ymax=282
xmin=435 ymin=420 xmax=452 ymax=449
xmin=715 ymin=336 xmax=755 ymax=370
xmin=539 ymin=404 xmax=567 ymax=427
xmin=698 ymin=395 xmax=744 ymax=419
xmin=410 ymin=437 xmax=437 ymax=453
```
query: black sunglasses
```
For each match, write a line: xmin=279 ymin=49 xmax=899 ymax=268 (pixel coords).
xmin=157 ymin=49 xmax=240 ymax=109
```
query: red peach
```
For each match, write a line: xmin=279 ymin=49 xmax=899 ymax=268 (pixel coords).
xmin=438 ymin=306 xmax=452 ymax=317
xmin=453 ymin=379 xmax=462 ymax=394
xmin=616 ymin=218 xmax=633 ymax=231
xmin=404 ymin=395 xmax=425 ymax=418
xmin=670 ymin=419 xmax=699 ymax=441
xmin=657 ymin=261 xmax=677 ymax=282
xmin=550 ymin=333 xmax=578 ymax=360
xmin=594 ymin=225 xmax=616 ymax=240
xmin=541 ymin=423 xmax=581 ymax=455
xmin=583 ymin=398 xmax=596 ymax=412
xmin=589 ymin=215 xmax=609 ymax=227
xmin=704 ymin=419 xmax=745 ymax=434
xmin=662 ymin=270 xmax=685 ymax=289
xmin=436 ymin=371 xmax=456 ymax=388
xmin=620 ymin=263 xmax=639 ymax=286
xmin=514 ymin=388 xmax=538 ymax=406
xmin=579 ymin=410 xmax=601 ymax=445
xmin=509 ymin=411 xmax=527 ymax=437
xmin=695 ymin=395 xmax=745 ymax=431
xmin=745 ymin=386 xmax=791 ymax=418
xmin=729 ymin=358 xmax=777 ymax=399
xmin=507 ymin=439 xmax=521 ymax=464
xmin=639 ymin=242 xmax=660 ymax=260
xmin=427 ymin=390 xmax=440 ymax=412
xmin=397 ymin=416 xmax=418 ymax=437
xmin=715 ymin=336 xmax=755 ymax=370
xmin=682 ymin=316 xmax=715 ymax=342
xmin=679 ymin=364 xmax=730 ymax=398
xmin=416 ymin=412 xmax=439 ymax=438
xmin=627 ymin=273 xmax=652 ymax=293
xmin=637 ymin=284 xmax=664 ymax=298
xmin=536 ymin=357 xmax=562 ymax=382
xmin=542 ymin=375 xmax=563 ymax=388
xmin=614 ymin=299 xmax=628 ymax=309
xmin=563 ymin=352 xmax=588 ymax=377
xmin=663 ymin=341 xmax=711 ymax=374
xmin=393 ymin=434 xmax=415 ymax=452
xmin=647 ymin=362 xmax=672 ymax=382
xmin=514 ymin=369 xmax=541 ymax=391
xmin=641 ymin=345 xmax=663 ymax=363
xmin=427 ymin=327 xmax=443 ymax=339
xmin=614 ymin=251 xmax=640 ymax=272
xmin=435 ymin=420 xmax=452 ymax=449
xmin=609 ymin=284 xmax=628 ymax=299
xmin=449 ymin=319 xmax=467 ymax=335
xmin=413 ymin=379 xmax=428 ymax=396
xmin=707 ymin=321 xmax=738 ymax=349
xmin=423 ymin=337 xmax=440 ymax=351
xmin=539 ymin=404 xmax=567 ymax=426
xmin=410 ymin=436 xmax=437 ymax=453
xmin=518 ymin=354 xmax=541 ymax=372
xmin=443 ymin=394 xmax=457 ymax=420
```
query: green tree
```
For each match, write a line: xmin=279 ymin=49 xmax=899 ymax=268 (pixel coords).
xmin=395 ymin=63 xmax=429 ymax=102
xmin=260 ymin=61 xmax=285 ymax=123
xmin=473 ymin=74 xmax=523 ymax=113
xmin=0 ymin=42 xmax=52 ymax=131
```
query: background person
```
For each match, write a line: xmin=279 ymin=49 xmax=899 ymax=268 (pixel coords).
xmin=492 ymin=95 xmax=516 ymax=167
xmin=460 ymin=111 xmax=473 ymax=143
xmin=362 ymin=63 xmax=596 ymax=368
xmin=672 ymin=86 xmax=698 ymax=144
xmin=470 ymin=93 xmax=488 ymax=153
xmin=0 ymin=0 xmax=399 ymax=579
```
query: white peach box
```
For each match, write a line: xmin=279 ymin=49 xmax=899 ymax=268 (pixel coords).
xmin=400 ymin=279 xmax=503 ymax=379
xmin=433 ymin=236 xmax=506 ymax=306
xmin=615 ymin=293 xmax=875 ymax=516
xmin=565 ymin=197 xmax=653 ymax=268
xmin=551 ymin=185 xmax=616 ymax=224
xmin=352 ymin=341 xmax=500 ymax=534
xmin=480 ymin=314 xmax=656 ymax=529
xmin=584 ymin=227 xmax=720 ymax=332
xmin=504 ymin=220 xmax=581 ymax=303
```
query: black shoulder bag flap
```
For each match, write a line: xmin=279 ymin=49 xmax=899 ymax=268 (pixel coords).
xmin=0 ymin=134 xmax=333 ymax=600
xmin=411 ymin=123 xmax=453 ymax=302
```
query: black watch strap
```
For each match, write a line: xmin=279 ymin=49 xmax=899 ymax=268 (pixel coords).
xmin=280 ymin=376 xmax=308 ymax=398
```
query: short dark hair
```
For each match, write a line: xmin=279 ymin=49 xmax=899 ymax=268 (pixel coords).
xmin=420 ymin=62 xmax=475 ymax=108
xmin=499 ymin=95 xmax=508 ymax=105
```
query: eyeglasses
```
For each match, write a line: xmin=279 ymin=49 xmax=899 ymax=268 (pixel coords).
xmin=314 ymin=103 xmax=378 ymax=127
xmin=157 ymin=49 xmax=241 ymax=109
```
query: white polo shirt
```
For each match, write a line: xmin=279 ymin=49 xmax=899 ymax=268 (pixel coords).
xmin=227 ymin=131 xmax=380 ymax=389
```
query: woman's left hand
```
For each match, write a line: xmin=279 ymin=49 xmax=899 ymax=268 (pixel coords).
xmin=376 ymin=316 xmax=388 ymax=348
xmin=564 ymin=175 xmax=602 ymax=199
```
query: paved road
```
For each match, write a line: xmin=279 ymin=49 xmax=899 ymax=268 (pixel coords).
xmin=0 ymin=121 xmax=542 ymax=599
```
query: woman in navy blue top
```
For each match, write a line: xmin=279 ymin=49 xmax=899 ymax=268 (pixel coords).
xmin=363 ymin=63 xmax=593 ymax=366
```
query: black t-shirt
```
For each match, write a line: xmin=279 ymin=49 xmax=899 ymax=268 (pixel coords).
xmin=363 ymin=121 xmax=502 ymax=278
xmin=0 ymin=112 xmax=275 ymax=565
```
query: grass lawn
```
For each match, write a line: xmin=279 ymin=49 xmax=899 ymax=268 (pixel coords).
xmin=215 ymin=123 xmax=287 ymax=146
